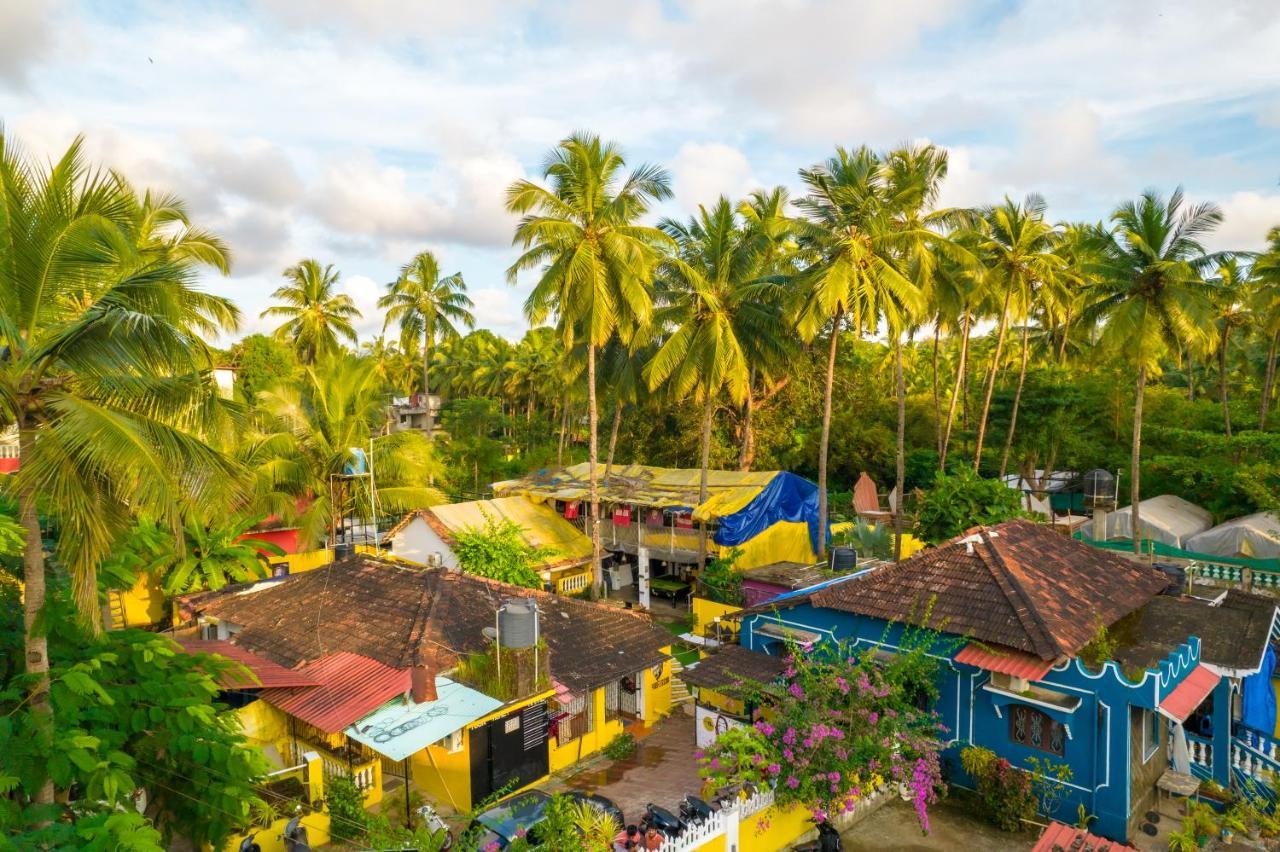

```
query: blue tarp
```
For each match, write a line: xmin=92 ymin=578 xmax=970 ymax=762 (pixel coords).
xmin=1242 ymin=645 xmax=1277 ymax=738
xmin=713 ymin=472 xmax=825 ymax=554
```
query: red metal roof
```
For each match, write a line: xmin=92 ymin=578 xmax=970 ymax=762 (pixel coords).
xmin=260 ymin=652 xmax=411 ymax=733
xmin=176 ymin=639 xmax=321 ymax=690
xmin=955 ymin=643 xmax=1055 ymax=681
xmin=1159 ymin=664 xmax=1220 ymax=723
xmin=1032 ymin=820 xmax=1135 ymax=851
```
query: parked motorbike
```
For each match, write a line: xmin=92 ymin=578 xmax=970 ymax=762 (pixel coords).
xmin=416 ymin=803 xmax=454 ymax=850
xmin=640 ymin=803 xmax=686 ymax=838
xmin=237 ymin=835 xmax=261 ymax=852
xmin=678 ymin=794 xmax=714 ymax=827
xmin=793 ymin=820 xmax=843 ymax=852
xmin=282 ymin=817 xmax=311 ymax=852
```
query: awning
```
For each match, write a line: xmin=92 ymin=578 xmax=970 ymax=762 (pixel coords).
xmin=345 ymin=676 xmax=502 ymax=762
xmin=755 ymin=622 xmax=822 ymax=646
xmin=552 ymin=679 xmax=580 ymax=706
xmin=1159 ymin=665 xmax=1221 ymax=723
xmin=955 ymin=643 xmax=1054 ymax=681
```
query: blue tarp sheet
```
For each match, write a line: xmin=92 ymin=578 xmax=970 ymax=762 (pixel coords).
xmin=713 ymin=472 xmax=825 ymax=554
xmin=1242 ymin=644 xmax=1277 ymax=738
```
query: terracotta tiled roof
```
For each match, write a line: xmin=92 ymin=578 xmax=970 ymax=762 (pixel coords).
xmin=808 ymin=520 xmax=1170 ymax=662
xmin=679 ymin=645 xmax=788 ymax=691
xmin=953 ymin=643 xmax=1055 ymax=681
xmin=1032 ymin=820 xmax=1135 ymax=851
xmin=192 ymin=556 xmax=671 ymax=692
xmin=259 ymin=652 xmax=411 ymax=734
xmin=175 ymin=639 xmax=321 ymax=689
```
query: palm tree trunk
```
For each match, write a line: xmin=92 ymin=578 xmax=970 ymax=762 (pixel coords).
xmin=698 ymin=393 xmax=715 ymax=570
xmin=894 ymin=337 xmax=905 ymax=562
xmin=1219 ymin=326 xmax=1232 ymax=438
xmin=587 ymin=344 xmax=603 ymax=594
xmin=940 ymin=311 xmax=971 ymax=469
xmin=931 ymin=322 xmax=942 ymax=456
xmin=1261 ymin=330 xmax=1279 ymax=431
xmin=739 ymin=369 xmax=755 ymax=472
xmin=1057 ymin=303 xmax=1072 ymax=364
xmin=1187 ymin=352 xmax=1195 ymax=401
xmin=557 ymin=405 xmax=567 ymax=467
xmin=974 ymin=282 xmax=1015 ymax=471
xmin=1131 ymin=364 xmax=1147 ymax=556
xmin=998 ymin=321 xmax=1032 ymax=478
xmin=606 ymin=401 xmax=622 ymax=475
xmin=816 ymin=314 xmax=842 ymax=560
xmin=422 ymin=331 xmax=434 ymax=440
xmin=19 ymin=425 xmax=54 ymax=805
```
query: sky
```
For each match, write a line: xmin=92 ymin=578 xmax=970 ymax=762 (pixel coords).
xmin=2 ymin=0 xmax=1279 ymax=344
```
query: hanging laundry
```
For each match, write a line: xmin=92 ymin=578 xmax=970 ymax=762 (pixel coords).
xmin=675 ymin=511 xmax=694 ymax=529
xmin=613 ymin=505 xmax=632 ymax=526
xmin=646 ymin=508 xmax=664 ymax=527
xmin=563 ymin=501 xmax=580 ymax=520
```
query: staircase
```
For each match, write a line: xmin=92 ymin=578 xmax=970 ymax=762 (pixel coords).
xmin=670 ymin=659 xmax=693 ymax=705
xmin=105 ymin=590 xmax=127 ymax=631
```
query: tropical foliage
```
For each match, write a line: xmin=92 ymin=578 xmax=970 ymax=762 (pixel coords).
xmin=451 ymin=516 xmax=555 ymax=589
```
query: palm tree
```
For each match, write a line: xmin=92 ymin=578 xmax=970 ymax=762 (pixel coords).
xmin=161 ymin=516 xmax=284 ymax=595
xmin=1088 ymin=188 xmax=1220 ymax=553
xmin=1207 ymin=257 xmax=1252 ymax=437
xmin=646 ymin=197 xmax=788 ymax=567
xmin=971 ymin=195 xmax=1064 ymax=474
xmin=1251 ymin=227 xmax=1280 ymax=430
xmin=379 ymin=251 xmax=474 ymax=438
xmin=0 ymin=133 xmax=240 ymax=804
xmin=936 ymin=234 xmax=985 ymax=468
xmin=261 ymin=259 xmax=361 ymax=364
xmin=506 ymin=133 xmax=672 ymax=591
xmin=791 ymin=146 xmax=924 ymax=557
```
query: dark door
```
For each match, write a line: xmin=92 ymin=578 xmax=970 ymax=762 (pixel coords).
xmin=471 ymin=703 xmax=549 ymax=804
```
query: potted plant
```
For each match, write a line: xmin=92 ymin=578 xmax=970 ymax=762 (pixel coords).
xmin=1219 ymin=806 xmax=1246 ymax=845
xmin=1167 ymin=826 xmax=1199 ymax=852
xmin=1184 ymin=801 xmax=1218 ymax=847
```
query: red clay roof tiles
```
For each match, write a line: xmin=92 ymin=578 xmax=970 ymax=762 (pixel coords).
xmin=175 ymin=639 xmax=321 ymax=689
xmin=953 ymin=643 xmax=1055 ymax=681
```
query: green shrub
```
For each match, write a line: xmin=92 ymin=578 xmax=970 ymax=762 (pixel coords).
xmin=960 ymin=746 xmax=1036 ymax=831
xmin=603 ymin=732 xmax=637 ymax=761
xmin=915 ymin=468 xmax=1028 ymax=543
xmin=325 ymin=775 xmax=369 ymax=843
xmin=698 ymin=547 xmax=744 ymax=604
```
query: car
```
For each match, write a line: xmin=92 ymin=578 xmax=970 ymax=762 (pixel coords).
xmin=469 ymin=789 xmax=624 ymax=848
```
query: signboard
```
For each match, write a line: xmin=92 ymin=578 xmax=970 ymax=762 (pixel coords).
xmin=696 ymin=703 xmax=745 ymax=749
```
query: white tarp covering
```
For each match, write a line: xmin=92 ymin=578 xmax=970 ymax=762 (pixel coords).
xmin=1185 ymin=512 xmax=1280 ymax=559
xmin=1104 ymin=494 xmax=1213 ymax=548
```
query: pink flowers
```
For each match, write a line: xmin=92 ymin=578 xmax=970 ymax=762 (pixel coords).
xmin=786 ymin=774 xmax=800 ymax=789
xmin=754 ymin=721 xmax=775 ymax=737
xmin=789 ymin=682 xmax=806 ymax=699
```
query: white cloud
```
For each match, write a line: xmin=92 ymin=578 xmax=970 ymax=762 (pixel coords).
xmin=340 ymin=274 xmax=388 ymax=339
xmin=671 ymin=142 xmax=760 ymax=211
xmin=1205 ymin=191 xmax=1280 ymax=252
xmin=0 ymin=1 xmax=60 ymax=85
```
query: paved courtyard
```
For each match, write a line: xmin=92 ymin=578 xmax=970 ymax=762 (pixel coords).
xmin=842 ymin=799 xmax=1036 ymax=851
xmin=546 ymin=712 xmax=703 ymax=828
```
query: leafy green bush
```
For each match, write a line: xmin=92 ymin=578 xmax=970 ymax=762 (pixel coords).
xmin=697 ymin=547 xmax=743 ymax=604
xmin=915 ymin=468 xmax=1028 ymax=543
xmin=324 ymin=776 xmax=369 ymax=843
xmin=452 ymin=516 xmax=555 ymax=589
xmin=603 ymin=732 xmax=637 ymax=761
xmin=960 ymin=746 xmax=1036 ymax=831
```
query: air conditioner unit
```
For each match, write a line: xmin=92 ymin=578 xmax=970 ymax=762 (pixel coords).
xmin=991 ymin=672 xmax=1030 ymax=693
xmin=436 ymin=729 xmax=464 ymax=753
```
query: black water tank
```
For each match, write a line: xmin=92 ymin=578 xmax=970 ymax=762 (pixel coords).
xmin=830 ymin=546 xmax=857 ymax=573
xmin=1154 ymin=562 xmax=1185 ymax=595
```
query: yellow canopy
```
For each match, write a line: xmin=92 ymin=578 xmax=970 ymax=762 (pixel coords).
xmin=493 ymin=463 xmax=777 ymax=520
xmin=429 ymin=497 xmax=592 ymax=569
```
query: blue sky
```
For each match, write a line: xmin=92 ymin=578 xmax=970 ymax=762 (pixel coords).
xmin=2 ymin=0 xmax=1279 ymax=342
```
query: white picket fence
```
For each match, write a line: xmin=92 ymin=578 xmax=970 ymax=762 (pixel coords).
xmin=652 ymin=783 xmax=893 ymax=852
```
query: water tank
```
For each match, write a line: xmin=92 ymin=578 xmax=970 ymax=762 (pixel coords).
xmin=1083 ymin=469 xmax=1116 ymax=509
xmin=830 ymin=546 xmax=857 ymax=573
xmin=497 ymin=599 xmax=538 ymax=648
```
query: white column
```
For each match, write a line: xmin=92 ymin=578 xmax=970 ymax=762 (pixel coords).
xmin=638 ymin=545 xmax=651 ymax=610
xmin=723 ymin=803 xmax=741 ymax=852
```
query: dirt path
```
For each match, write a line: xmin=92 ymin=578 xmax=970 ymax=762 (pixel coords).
xmin=842 ymin=800 xmax=1035 ymax=851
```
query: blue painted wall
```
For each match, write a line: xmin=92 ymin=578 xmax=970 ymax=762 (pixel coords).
xmin=740 ymin=604 xmax=1208 ymax=842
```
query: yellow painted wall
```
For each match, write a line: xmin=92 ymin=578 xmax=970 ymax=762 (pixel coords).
xmin=411 ymin=689 xmax=555 ymax=813
xmin=117 ymin=572 xmax=167 ymax=627
xmin=275 ymin=548 xmax=332 ymax=574
xmin=696 ymin=686 xmax=746 ymax=717
xmin=643 ymin=654 xmax=673 ymax=721
xmin=692 ymin=598 xmax=742 ymax=637
xmin=237 ymin=699 xmax=288 ymax=754
xmin=549 ymin=687 xmax=624 ymax=773
xmin=553 ymin=566 xmax=593 ymax=594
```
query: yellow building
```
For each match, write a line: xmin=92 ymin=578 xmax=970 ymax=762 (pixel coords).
xmin=184 ymin=554 xmax=675 ymax=815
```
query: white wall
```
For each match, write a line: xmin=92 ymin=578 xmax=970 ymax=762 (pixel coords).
xmin=390 ymin=517 xmax=459 ymax=569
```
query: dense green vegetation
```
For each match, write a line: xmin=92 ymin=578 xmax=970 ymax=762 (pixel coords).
xmin=1 ymin=123 xmax=1278 ymax=845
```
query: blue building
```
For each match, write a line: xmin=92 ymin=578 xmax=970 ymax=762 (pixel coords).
xmin=726 ymin=520 xmax=1278 ymax=843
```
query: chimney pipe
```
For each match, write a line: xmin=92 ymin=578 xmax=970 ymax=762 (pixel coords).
xmin=411 ymin=664 xmax=437 ymax=703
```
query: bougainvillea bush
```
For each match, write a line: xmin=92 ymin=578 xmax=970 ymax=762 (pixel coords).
xmin=696 ymin=625 xmax=949 ymax=833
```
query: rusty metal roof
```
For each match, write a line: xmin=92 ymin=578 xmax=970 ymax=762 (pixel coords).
xmin=954 ymin=643 xmax=1055 ymax=681
xmin=259 ymin=652 xmax=411 ymax=733
xmin=176 ymin=639 xmax=321 ymax=690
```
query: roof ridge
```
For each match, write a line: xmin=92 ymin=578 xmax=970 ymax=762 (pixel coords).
xmin=978 ymin=532 xmax=1063 ymax=660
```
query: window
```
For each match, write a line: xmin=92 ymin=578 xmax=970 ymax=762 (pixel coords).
xmin=1143 ymin=708 xmax=1161 ymax=761
xmin=1009 ymin=704 xmax=1065 ymax=756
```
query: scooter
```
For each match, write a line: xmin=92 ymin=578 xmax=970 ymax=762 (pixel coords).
xmin=282 ymin=817 xmax=311 ymax=852
xmin=678 ymin=795 xmax=714 ymax=827
xmin=416 ymin=803 xmax=454 ymax=850
xmin=237 ymin=835 xmax=261 ymax=852
xmin=793 ymin=820 xmax=843 ymax=852
xmin=641 ymin=803 xmax=686 ymax=838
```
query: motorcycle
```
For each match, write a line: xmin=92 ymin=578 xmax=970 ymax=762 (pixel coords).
xmin=678 ymin=794 xmax=714 ymax=827
xmin=640 ymin=802 xmax=686 ymax=839
xmin=282 ymin=817 xmax=311 ymax=852
xmin=416 ymin=803 xmax=454 ymax=850
xmin=237 ymin=835 xmax=261 ymax=852
xmin=793 ymin=820 xmax=843 ymax=852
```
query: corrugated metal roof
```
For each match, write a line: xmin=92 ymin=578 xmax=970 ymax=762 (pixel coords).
xmin=1032 ymin=820 xmax=1135 ymax=851
xmin=260 ymin=652 xmax=411 ymax=733
xmin=345 ymin=676 xmax=501 ymax=762
xmin=176 ymin=639 xmax=321 ymax=689
xmin=1159 ymin=664 xmax=1220 ymax=723
xmin=954 ymin=643 xmax=1055 ymax=681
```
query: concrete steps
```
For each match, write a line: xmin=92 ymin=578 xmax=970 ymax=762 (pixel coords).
xmin=669 ymin=659 xmax=694 ymax=704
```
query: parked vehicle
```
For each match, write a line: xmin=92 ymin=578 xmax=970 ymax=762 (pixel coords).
xmin=794 ymin=820 xmax=843 ymax=852
xmin=282 ymin=817 xmax=311 ymax=852
xmin=237 ymin=836 xmax=261 ymax=852
xmin=416 ymin=803 xmax=454 ymax=849
xmin=640 ymin=802 xmax=685 ymax=838
xmin=470 ymin=789 xmax=624 ymax=849
xmin=678 ymin=794 xmax=714 ymax=826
